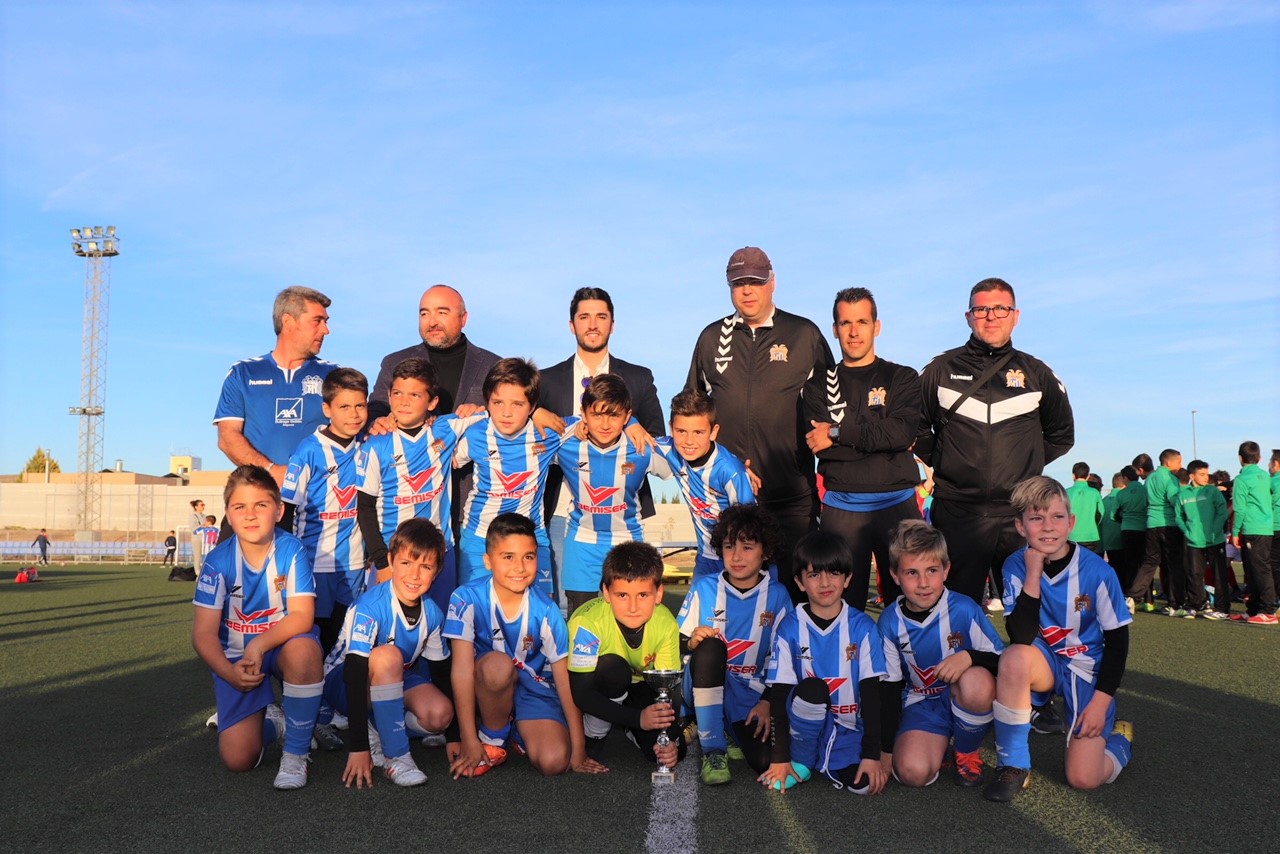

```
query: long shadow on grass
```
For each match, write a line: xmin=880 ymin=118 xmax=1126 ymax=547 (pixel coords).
xmin=0 ymin=599 xmax=192 ymax=643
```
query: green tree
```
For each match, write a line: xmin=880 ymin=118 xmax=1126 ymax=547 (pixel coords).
xmin=21 ymin=448 xmax=61 ymax=482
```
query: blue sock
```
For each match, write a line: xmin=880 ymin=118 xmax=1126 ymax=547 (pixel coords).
xmin=282 ymin=681 xmax=323 ymax=756
xmin=316 ymin=701 xmax=334 ymax=727
xmin=951 ymin=701 xmax=993 ymax=755
xmin=693 ymin=685 xmax=727 ymax=753
xmin=1104 ymin=730 xmax=1132 ymax=782
xmin=992 ymin=700 xmax=1032 ymax=769
xmin=479 ymin=721 xmax=512 ymax=748
xmin=788 ymin=695 xmax=828 ymax=770
xmin=371 ymin=683 xmax=411 ymax=759
xmin=262 ymin=713 xmax=280 ymax=747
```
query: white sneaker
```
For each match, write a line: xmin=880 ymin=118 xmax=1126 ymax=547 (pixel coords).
xmin=368 ymin=724 xmax=386 ymax=768
xmin=986 ymin=598 xmax=1005 ymax=614
xmin=206 ymin=712 xmax=219 ymax=729
xmin=331 ymin=710 xmax=349 ymax=730
xmin=274 ymin=752 xmax=310 ymax=790
xmin=265 ymin=704 xmax=286 ymax=742
xmin=383 ymin=752 xmax=428 ymax=787
xmin=1125 ymin=597 xmax=1136 ymax=615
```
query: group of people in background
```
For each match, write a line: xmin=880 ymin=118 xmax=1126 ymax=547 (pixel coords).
xmin=187 ymin=246 xmax=1263 ymax=809
xmin=1063 ymin=445 xmax=1280 ymax=624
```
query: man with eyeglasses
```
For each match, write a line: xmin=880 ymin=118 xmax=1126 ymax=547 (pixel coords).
xmin=915 ymin=278 xmax=1074 ymax=735
xmin=539 ymin=287 xmax=666 ymax=603
xmin=687 ymin=247 xmax=834 ymax=601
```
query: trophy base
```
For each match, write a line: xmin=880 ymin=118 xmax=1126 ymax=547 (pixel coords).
xmin=652 ymin=769 xmax=677 ymax=786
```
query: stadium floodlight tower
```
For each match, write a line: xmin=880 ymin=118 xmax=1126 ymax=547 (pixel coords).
xmin=69 ymin=225 xmax=119 ymax=534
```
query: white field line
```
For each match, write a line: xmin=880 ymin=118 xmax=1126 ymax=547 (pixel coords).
xmin=645 ymin=741 xmax=700 ymax=854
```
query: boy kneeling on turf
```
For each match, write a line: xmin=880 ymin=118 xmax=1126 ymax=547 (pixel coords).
xmin=985 ymin=476 xmax=1134 ymax=802
xmin=192 ymin=465 xmax=324 ymax=790
xmin=878 ymin=520 xmax=1003 ymax=788
xmin=324 ymin=517 xmax=457 ymax=788
xmin=443 ymin=512 xmax=604 ymax=777
xmin=677 ymin=504 xmax=792 ymax=785
xmin=567 ymin=541 xmax=687 ymax=771
xmin=761 ymin=531 xmax=887 ymax=795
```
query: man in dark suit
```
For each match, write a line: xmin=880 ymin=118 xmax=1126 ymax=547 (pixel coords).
xmin=369 ymin=284 xmax=500 ymax=420
xmin=539 ymin=288 xmax=666 ymax=600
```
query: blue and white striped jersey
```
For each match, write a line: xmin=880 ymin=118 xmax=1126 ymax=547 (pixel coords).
xmin=878 ymin=590 xmax=1004 ymax=708
xmin=558 ymin=417 xmax=672 ymax=547
xmin=282 ymin=427 xmax=364 ymax=573
xmin=443 ymin=579 xmax=568 ymax=696
xmin=324 ymin=580 xmax=448 ymax=675
xmin=456 ymin=420 xmax=561 ymax=544
xmin=677 ymin=572 xmax=792 ymax=696
xmin=1002 ymin=545 xmax=1132 ymax=683
xmin=652 ymin=438 xmax=755 ymax=560
xmin=357 ymin=414 xmax=481 ymax=549
xmin=767 ymin=602 xmax=886 ymax=732
xmin=193 ymin=533 xmax=316 ymax=659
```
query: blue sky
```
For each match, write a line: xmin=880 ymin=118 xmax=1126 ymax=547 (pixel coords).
xmin=2 ymin=1 xmax=1277 ymax=493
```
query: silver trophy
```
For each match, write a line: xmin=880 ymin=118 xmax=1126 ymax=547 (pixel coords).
xmin=643 ymin=668 xmax=683 ymax=785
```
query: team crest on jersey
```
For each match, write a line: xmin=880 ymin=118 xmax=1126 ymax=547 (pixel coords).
xmin=621 ymin=462 xmax=635 ymax=475
xmin=532 ymin=443 xmax=547 ymax=456
xmin=432 ymin=439 xmax=445 ymax=453
xmin=522 ymin=635 xmax=535 ymax=651
xmin=301 ymin=375 xmax=324 ymax=396
xmin=845 ymin=643 xmax=857 ymax=661
xmin=643 ymin=652 xmax=657 ymax=669
xmin=867 ymin=387 xmax=887 ymax=407
xmin=759 ymin=610 xmax=774 ymax=627
xmin=1074 ymin=594 xmax=1092 ymax=613
xmin=947 ymin=631 xmax=963 ymax=651
xmin=769 ymin=344 xmax=789 ymax=362
xmin=273 ymin=574 xmax=287 ymax=592
xmin=1005 ymin=369 xmax=1026 ymax=389
xmin=275 ymin=397 xmax=303 ymax=426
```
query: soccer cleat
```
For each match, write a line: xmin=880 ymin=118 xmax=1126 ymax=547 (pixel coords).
xmin=1030 ymin=702 xmax=1066 ymax=735
xmin=1244 ymin=613 xmax=1278 ymax=626
xmin=205 ymin=712 xmax=219 ymax=729
xmin=312 ymin=723 xmax=343 ymax=752
xmin=983 ymin=766 xmax=1031 ymax=802
xmin=420 ymin=732 xmax=447 ymax=749
xmin=330 ymin=711 xmax=349 ymax=730
xmin=1180 ymin=609 xmax=1196 ymax=620
xmin=1161 ymin=606 xmax=1178 ymax=617
xmin=383 ymin=753 xmax=428 ymax=787
xmin=1193 ymin=607 xmax=1215 ymax=620
xmin=953 ymin=749 xmax=986 ymax=787
xmin=681 ymin=718 xmax=699 ymax=747
xmin=468 ymin=743 xmax=508 ymax=777
xmin=273 ymin=752 xmax=310 ymax=790
xmin=1202 ymin=611 xmax=1229 ymax=621
xmin=1229 ymin=613 xmax=1249 ymax=622
xmin=1112 ymin=720 xmax=1134 ymax=744
xmin=367 ymin=724 xmax=386 ymax=768
xmin=726 ymin=738 xmax=745 ymax=762
xmin=1140 ymin=602 xmax=1157 ymax=613
xmin=700 ymin=752 xmax=731 ymax=786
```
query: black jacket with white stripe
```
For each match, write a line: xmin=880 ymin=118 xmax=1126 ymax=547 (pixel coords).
xmin=915 ymin=335 xmax=1074 ymax=510
xmin=802 ymin=357 xmax=923 ymax=495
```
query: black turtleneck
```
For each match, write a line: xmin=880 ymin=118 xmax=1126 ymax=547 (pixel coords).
xmin=429 ymin=334 xmax=469 ymax=413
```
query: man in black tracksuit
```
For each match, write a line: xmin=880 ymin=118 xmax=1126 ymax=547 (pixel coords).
xmin=804 ymin=287 xmax=923 ymax=609
xmin=915 ymin=278 xmax=1074 ymax=606
xmin=686 ymin=247 xmax=834 ymax=600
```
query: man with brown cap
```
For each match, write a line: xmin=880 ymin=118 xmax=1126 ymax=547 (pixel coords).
xmin=686 ymin=247 xmax=833 ymax=598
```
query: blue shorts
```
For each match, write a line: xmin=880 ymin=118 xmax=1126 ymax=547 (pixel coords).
xmin=512 ymin=666 xmax=566 ymax=725
xmin=562 ymin=538 xmax=610 ymax=594
xmin=1030 ymin=638 xmax=1118 ymax=736
xmin=681 ymin=667 xmax=765 ymax=725
xmin=897 ymin=686 xmax=957 ymax=739
xmin=211 ymin=628 xmax=321 ymax=731
xmin=323 ymin=659 xmax=432 ymax=714
xmin=313 ymin=573 xmax=347 ymax=619
xmin=458 ymin=533 xmax=553 ymax=598
xmin=816 ymin=720 xmax=864 ymax=778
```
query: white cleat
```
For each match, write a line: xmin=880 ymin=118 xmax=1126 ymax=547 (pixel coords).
xmin=384 ymin=753 xmax=428 ymax=787
xmin=274 ymin=752 xmax=310 ymax=790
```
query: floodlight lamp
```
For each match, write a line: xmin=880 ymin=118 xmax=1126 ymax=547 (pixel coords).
xmin=72 ymin=242 xmax=82 ymax=254
xmin=83 ymin=227 xmax=93 ymax=237
xmin=93 ymin=226 xmax=103 ymax=237
xmin=106 ymin=226 xmax=116 ymax=237
xmin=103 ymin=239 xmax=116 ymax=253
xmin=87 ymin=241 xmax=98 ymax=252
xmin=71 ymin=228 xmax=82 ymax=239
